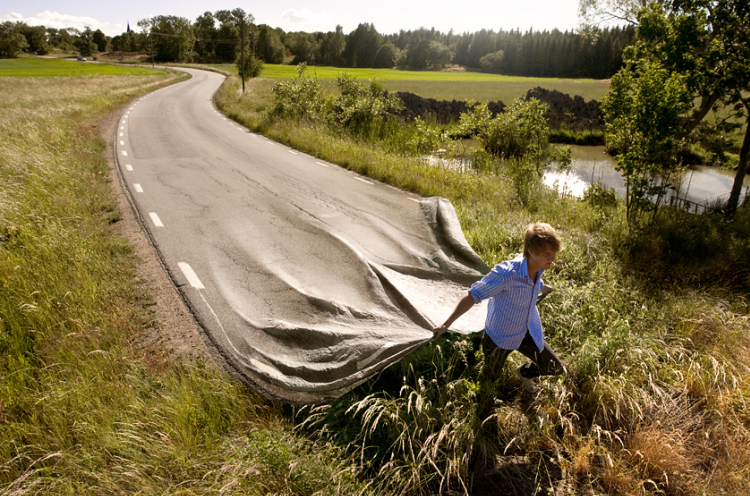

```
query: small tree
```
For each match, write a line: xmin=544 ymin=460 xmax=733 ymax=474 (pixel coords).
xmin=231 ymin=8 xmax=255 ymax=92
xmin=601 ymin=59 xmax=691 ymax=225
xmin=236 ymin=51 xmax=263 ymax=78
xmin=461 ymin=98 xmax=551 ymax=163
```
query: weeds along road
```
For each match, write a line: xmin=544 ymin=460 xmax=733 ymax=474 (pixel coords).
xmin=115 ymin=67 xmax=489 ymax=404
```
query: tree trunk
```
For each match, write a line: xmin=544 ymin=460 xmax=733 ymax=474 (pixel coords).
xmin=726 ymin=106 xmax=750 ymax=217
xmin=678 ymin=92 xmax=721 ymax=140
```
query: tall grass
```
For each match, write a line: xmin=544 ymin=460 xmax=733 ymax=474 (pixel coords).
xmin=0 ymin=73 xmax=371 ymax=494
xmin=217 ymin=73 xmax=750 ymax=495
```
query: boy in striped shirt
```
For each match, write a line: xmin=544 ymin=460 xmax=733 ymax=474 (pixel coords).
xmin=433 ymin=222 xmax=565 ymax=393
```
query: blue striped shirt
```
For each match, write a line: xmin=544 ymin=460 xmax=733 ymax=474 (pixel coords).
xmin=469 ymin=254 xmax=545 ymax=351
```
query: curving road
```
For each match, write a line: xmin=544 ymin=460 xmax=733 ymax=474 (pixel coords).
xmin=115 ymin=68 xmax=489 ymax=404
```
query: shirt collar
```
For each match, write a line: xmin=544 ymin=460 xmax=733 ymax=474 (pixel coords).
xmin=519 ymin=256 xmax=529 ymax=278
xmin=518 ymin=255 xmax=542 ymax=282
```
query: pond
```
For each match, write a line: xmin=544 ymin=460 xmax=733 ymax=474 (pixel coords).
xmin=543 ymin=145 xmax=750 ymax=209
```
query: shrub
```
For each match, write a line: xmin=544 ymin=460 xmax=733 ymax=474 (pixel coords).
xmin=269 ymin=63 xmax=332 ymax=120
xmin=333 ymin=74 xmax=401 ymax=136
xmin=460 ymin=98 xmax=550 ymax=163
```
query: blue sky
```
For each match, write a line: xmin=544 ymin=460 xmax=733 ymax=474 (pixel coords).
xmin=3 ymin=1 xmax=582 ymax=37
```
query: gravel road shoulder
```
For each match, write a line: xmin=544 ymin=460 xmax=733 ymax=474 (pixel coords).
xmin=100 ymin=102 xmax=218 ymax=365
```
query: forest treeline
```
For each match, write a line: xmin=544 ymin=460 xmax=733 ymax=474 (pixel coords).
xmin=1 ymin=11 xmax=634 ymax=79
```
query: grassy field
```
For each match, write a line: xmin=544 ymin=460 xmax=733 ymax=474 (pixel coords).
xmin=0 ymin=66 xmax=370 ymax=494
xmin=0 ymin=57 xmax=165 ymax=77
xmin=209 ymin=62 xmax=611 ymax=103
xmin=216 ymin=73 xmax=750 ymax=495
xmin=256 ymin=63 xmax=601 ymax=82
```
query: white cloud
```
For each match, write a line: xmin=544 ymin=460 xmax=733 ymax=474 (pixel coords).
xmin=1 ymin=11 xmax=126 ymax=37
xmin=281 ymin=8 xmax=333 ymax=25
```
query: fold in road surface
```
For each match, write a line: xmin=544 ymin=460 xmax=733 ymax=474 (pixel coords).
xmin=116 ymin=68 xmax=490 ymax=403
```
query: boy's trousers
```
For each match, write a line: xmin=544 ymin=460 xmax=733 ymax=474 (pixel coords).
xmin=481 ymin=330 xmax=565 ymax=383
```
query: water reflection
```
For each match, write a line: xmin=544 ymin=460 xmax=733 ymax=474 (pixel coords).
xmin=543 ymin=145 xmax=749 ymax=207
xmin=427 ymin=144 xmax=749 ymax=208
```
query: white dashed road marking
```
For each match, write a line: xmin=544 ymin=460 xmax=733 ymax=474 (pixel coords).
xmin=134 ymin=184 xmax=143 ymax=193
xmin=179 ymin=262 xmax=205 ymax=289
xmin=149 ymin=212 xmax=163 ymax=227
xmin=355 ymin=177 xmax=373 ymax=184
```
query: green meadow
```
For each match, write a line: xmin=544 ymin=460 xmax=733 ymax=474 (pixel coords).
xmin=0 ymin=57 xmax=166 ymax=77
xmin=208 ymin=62 xmax=612 ymax=103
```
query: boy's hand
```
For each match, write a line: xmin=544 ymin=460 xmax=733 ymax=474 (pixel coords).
xmin=536 ymin=286 xmax=553 ymax=304
xmin=432 ymin=324 xmax=449 ymax=340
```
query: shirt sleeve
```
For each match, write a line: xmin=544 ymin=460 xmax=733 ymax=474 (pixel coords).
xmin=469 ymin=263 xmax=509 ymax=303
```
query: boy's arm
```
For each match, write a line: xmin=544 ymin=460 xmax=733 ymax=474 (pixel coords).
xmin=432 ymin=292 xmax=476 ymax=339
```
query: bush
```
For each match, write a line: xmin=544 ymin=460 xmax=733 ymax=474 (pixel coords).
xmin=461 ymin=98 xmax=549 ymax=163
xmin=333 ymin=74 xmax=401 ymax=136
xmin=269 ymin=63 xmax=331 ymax=120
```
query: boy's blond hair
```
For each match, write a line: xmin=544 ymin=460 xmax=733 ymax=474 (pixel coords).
xmin=523 ymin=222 xmax=563 ymax=258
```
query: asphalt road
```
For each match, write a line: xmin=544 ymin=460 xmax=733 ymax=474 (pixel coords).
xmin=115 ymin=68 xmax=489 ymax=403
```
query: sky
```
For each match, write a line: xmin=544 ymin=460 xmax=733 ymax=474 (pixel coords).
xmin=2 ymin=1 xmax=583 ymax=38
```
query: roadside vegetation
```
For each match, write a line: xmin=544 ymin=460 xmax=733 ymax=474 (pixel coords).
xmin=0 ymin=62 xmax=371 ymax=495
xmin=214 ymin=59 xmax=750 ymax=494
